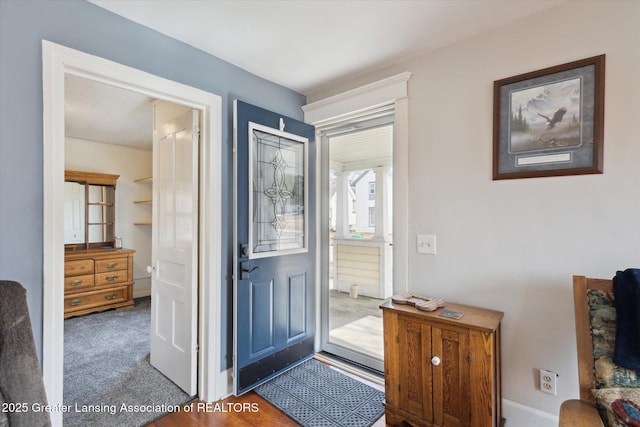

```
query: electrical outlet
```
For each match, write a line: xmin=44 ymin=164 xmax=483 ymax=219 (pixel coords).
xmin=540 ymin=369 xmax=557 ymax=395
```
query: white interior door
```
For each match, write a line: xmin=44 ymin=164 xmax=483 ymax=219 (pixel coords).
xmin=150 ymin=108 xmax=199 ymax=395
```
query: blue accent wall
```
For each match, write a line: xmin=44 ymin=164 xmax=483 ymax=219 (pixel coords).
xmin=0 ymin=0 xmax=306 ymax=369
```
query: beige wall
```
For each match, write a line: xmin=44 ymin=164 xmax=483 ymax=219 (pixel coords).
xmin=66 ymin=137 xmax=153 ymax=296
xmin=309 ymin=0 xmax=640 ymax=423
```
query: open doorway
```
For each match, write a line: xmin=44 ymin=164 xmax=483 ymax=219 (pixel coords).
xmin=320 ymin=114 xmax=394 ymax=372
xmin=42 ymin=41 xmax=223 ymax=426
xmin=62 ymin=75 xmax=195 ymax=424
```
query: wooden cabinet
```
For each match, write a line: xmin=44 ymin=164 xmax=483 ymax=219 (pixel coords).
xmin=380 ymin=299 xmax=504 ymax=427
xmin=64 ymin=170 xmax=119 ymax=250
xmin=64 ymin=248 xmax=135 ymax=318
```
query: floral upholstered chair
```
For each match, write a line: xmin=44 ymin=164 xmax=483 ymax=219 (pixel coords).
xmin=559 ymin=274 xmax=640 ymax=427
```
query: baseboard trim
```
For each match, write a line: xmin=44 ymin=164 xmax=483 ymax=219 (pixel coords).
xmin=503 ymin=398 xmax=559 ymax=426
xmin=133 ymin=285 xmax=151 ymax=299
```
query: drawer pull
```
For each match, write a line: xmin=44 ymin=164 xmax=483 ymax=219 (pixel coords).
xmin=105 ymin=275 xmax=119 ymax=281
xmin=431 ymin=356 xmax=441 ymax=366
xmin=69 ymin=299 xmax=83 ymax=306
xmin=104 ymin=293 xmax=118 ymax=300
xmin=70 ymin=279 xmax=84 ymax=286
xmin=106 ymin=262 xmax=118 ymax=268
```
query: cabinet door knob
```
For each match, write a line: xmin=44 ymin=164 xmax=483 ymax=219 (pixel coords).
xmin=431 ymin=356 xmax=441 ymax=366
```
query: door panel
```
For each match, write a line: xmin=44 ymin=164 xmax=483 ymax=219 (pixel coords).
xmin=150 ymin=108 xmax=199 ymax=395
xmin=249 ymin=278 xmax=275 ymax=357
xmin=234 ymin=100 xmax=315 ymax=394
xmin=288 ymin=273 xmax=306 ymax=340
xmin=433 ymin=326 xmax=470 ymax=427
xmin=398 ymin=317 xmax=433 ymax=421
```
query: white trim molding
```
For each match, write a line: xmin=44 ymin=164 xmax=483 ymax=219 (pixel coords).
xmin=42 ymin=40 xmax=223 ymax=426
xmin=303 ymin=72 xmax=411 ymax=294
xmin=503 ymin=399 xmax=559 ymax=427
xmin=302 ymin=72 xmax=411 ymax=126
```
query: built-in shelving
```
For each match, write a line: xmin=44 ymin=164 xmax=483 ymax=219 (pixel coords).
xmin=134 ymin=176 xmax=152 ymax=226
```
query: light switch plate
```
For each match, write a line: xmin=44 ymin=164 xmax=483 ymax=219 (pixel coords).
xmin=417 ymin=234 xmax=436 ymax=255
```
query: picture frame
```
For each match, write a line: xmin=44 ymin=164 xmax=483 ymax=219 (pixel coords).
xmin=493 ymin=55 xmax=605 ymax=180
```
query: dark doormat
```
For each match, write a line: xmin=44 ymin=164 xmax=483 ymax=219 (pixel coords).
xmin=254 ymin=359 xmax=385 ymax=427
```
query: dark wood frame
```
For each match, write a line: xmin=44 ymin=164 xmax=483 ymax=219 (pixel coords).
xmin=493 ymin=55 xmax=605 ymax=180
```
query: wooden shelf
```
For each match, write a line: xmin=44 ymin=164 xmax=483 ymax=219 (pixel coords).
xmin=134 ymin=177 xmax=152 ymax=224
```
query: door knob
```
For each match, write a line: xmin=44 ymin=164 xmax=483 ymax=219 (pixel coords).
xmin=146 ymin=265 xmax=156 ymax=273
xmin=431 ymin=356 xmax=441 ymax=366
xmin=240 ymin=261 xmax=261 ymax=279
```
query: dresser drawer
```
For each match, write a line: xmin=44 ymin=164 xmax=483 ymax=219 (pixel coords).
xmin=64 ymin=274 xmax=94 ymax=292
xmin=95 ymin=257 xmax=128 ymax=273
xmin=95 ymin=270 xmax=128 ymax=286
xmin=65 ymin=259 xmax=95 ymax=277
xmin=64 ymin=287 xmax=128 ymax=312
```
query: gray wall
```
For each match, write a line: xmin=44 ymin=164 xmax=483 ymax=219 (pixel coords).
xmin=0 ymin=0 xmax=306 ymax=368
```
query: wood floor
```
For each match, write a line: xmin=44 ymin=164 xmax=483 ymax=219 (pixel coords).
xmin=147 ymin=391 xmax=391 ymax=426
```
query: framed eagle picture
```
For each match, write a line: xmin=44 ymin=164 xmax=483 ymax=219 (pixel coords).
xmin=493 ymin=55 xmax=605 ymax=180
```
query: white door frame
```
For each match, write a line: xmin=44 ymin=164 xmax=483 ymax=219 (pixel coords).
xmin=42 ymin=41 xmax=223 ymax=426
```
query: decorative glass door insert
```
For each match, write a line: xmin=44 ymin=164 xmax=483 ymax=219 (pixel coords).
xmin=249 ymin=122 xmax=308 ymax=258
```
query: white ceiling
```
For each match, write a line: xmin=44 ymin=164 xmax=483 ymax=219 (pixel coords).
xmin=65 ymin=74 xmax=153 ymax=149
xmin=89 ymin=0 xmax=566 ymax=95
xmin=67 ymin=0 xmax=566 ymax=149
xmin=331 ymin=125 xmax=393 ymax=171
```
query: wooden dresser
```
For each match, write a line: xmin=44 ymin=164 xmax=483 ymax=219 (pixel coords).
xmin=64 ymin=248 xmax=135 ymax=318
xmin=380 ymin=299 xmax=504 ymax=427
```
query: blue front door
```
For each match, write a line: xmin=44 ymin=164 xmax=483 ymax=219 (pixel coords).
xmin=233 ymin=100 xmax=316 ymax=394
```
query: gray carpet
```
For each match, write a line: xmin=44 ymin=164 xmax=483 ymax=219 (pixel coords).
xmin=63 ymin=297 xmax=191 ymax=427
xmin=255 ymin=359 xmax=385 ymax=427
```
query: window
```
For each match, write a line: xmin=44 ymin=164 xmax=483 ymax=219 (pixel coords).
xmin=368 ymin=181 xmax=375 ymax=200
